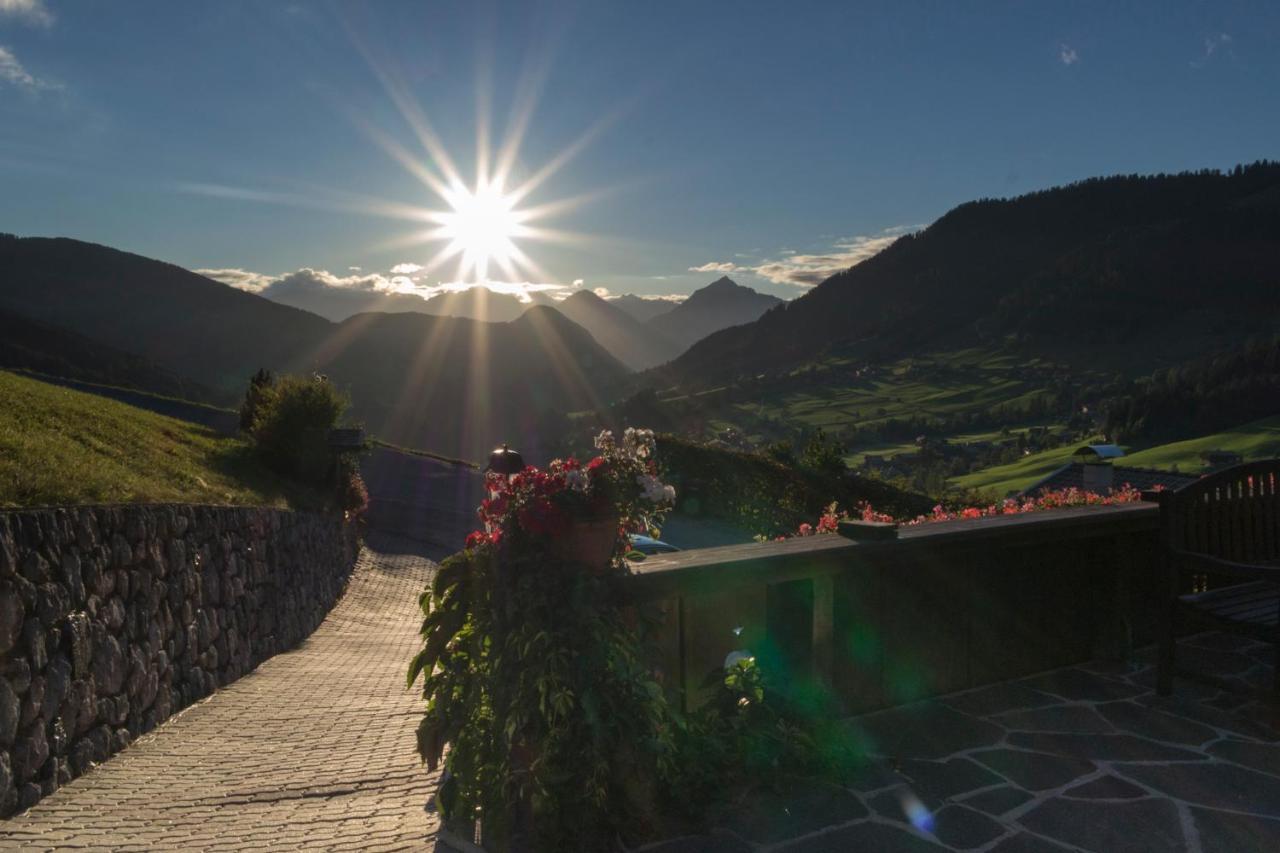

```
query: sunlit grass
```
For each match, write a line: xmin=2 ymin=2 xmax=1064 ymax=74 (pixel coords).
xmin=949 ymin=444 xmax=1086 ymax=498
xmin=1122 ymin=416 xmax=1280 ymax=471
xmin=0 ymin=371 xmax=321 ymax=509
xmin=953 ymin=415 xmax=1280 ymax=497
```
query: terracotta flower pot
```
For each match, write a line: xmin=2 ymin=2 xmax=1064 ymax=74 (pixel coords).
xmin=550 ymin=515 xmax=620 ymax=570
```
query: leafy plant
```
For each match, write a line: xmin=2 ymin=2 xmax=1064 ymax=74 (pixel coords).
xmin=242 ymin=372 xmax=348 ymax=485
xmin=409 ymin=430 xmax=863 ymax=850
xmin=410 ymin=544 xmax=675 ymax=850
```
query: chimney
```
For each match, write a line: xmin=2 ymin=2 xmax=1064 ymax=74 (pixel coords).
xmin=1081 ymin=461 xmax=1113 ymax=493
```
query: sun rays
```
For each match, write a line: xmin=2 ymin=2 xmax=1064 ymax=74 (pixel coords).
xmin=431 ymin=177 xmax=528 ymax=283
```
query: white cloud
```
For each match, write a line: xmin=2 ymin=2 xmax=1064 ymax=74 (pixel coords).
xmin=572 ymin=278 xmax=584 ymax=287
xmin=1193 ymin=32 xmax=1233 ymax=67
xmin=592 ymin=287 xmax=611 ymax=298
xmin=389 ymin=262 xmax=423 ymax=274
xmin=690 ymin=225 xmax=921 ymax=289
xmin=199 ymin=263 xmax=585 ymax=320
xmin=0 ymin=0 xmax=54 ymax=26
xmin=1059 ymin=44 xmax=1079 ymax=65
xmin=196 ymin=267 xmax=275 ymax=292
xmin=0 ymin=45 xmax=57 ymax=91
xmin=615 ymin=293 xmax=686 ymax=303
xmin=347 ymin=266 xmax=362 ymax=272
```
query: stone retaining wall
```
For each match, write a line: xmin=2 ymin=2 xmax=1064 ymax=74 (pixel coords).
xmin=0 ymin=504 xmax=358 ymax=817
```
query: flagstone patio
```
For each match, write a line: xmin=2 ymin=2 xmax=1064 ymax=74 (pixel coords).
xmin=634 ymin=632 xmax=1280 ymax=853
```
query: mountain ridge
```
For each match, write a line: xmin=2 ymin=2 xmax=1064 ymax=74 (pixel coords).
xmin=657 ymin=163 xmax=1280 ymax=386
xmin=0 ymin=235 xmax=628 ymax=458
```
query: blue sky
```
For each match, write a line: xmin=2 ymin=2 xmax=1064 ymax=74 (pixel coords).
xmin=1 ymin=0 xmax=1277 ymax=305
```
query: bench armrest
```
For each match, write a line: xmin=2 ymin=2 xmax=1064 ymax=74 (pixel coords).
xmin=1170 ymin=547 xmax=1280 ymax=583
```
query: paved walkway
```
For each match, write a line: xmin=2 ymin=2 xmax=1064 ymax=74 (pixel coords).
xmin=0 ymin=534 xmax=441 ymax=852
xmin=651 ymin=633 xmax=1280 ymax=852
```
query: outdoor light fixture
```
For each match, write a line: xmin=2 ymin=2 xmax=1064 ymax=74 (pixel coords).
xmin=486 ymin=443 xmax=525 ymax=476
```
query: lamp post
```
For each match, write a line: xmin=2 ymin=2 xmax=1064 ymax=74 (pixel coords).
xmin=486 ymin=443 xmax=525 ymax=477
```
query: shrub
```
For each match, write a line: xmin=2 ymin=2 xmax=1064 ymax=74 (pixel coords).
xmin=243 ymin=373 xmax=348 ymax=485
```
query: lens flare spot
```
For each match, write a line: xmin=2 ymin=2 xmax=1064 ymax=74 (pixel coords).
xmin=898 ymin=791 xmax=934 ymax=833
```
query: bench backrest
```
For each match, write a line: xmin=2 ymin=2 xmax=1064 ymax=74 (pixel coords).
xmin=1162 ymin=460 xmax=1280 ymax=562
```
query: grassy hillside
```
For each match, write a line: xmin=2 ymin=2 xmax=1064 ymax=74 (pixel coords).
xmin=954 ymin=415 xmax=1280 ymax=496
xmin=0 ymin=370 xmax=317 ymax=508
xmin=1121 ymin=415 xmax=1280 ymax=471
xmin=950 ymin=444 xmax=1086 ymax=497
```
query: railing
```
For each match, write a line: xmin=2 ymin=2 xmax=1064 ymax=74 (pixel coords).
xmin=628 ymin=503 xmax=1162 ymax=713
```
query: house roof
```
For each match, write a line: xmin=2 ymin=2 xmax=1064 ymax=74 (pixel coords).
xmin=1074 ymin=443 xmax=1126 ymax=460
xmin=1020 ymin=462 xmax=1198 ymax=498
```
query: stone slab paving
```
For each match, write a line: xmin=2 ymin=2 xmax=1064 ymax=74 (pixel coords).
xmin=0 ymin=533 xmax=440 ymax=852
xmin=646 ymin=633 xmax=1280 ymax=853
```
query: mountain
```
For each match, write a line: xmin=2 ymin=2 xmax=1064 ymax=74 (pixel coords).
xmin=311 ymin=305 xmax=628 ymax=458
xmin=611 ymin=294 xmax=680 ymax=324
xmin=549 ymin=290 xmax=678 ymax=370
xmin=660 ymin=164 xmax=1280 ymax=386
xmin=0 ymin=307 xmax=221 ymax=403
xmin=246 ymin=274 xmax=535 ymax=323
xmin=0 ymin=235 xmax=629 ymax=458
xmin=644 ymin=277 xmax=782 ymax=352
xmin=0 ymin=235 xmax=330 ymax=395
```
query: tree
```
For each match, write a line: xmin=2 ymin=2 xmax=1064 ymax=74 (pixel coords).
xmin=238 ymin=368 xmax=276 ymax=433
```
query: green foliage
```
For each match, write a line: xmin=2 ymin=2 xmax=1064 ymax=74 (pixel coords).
xmin=238 ymin=368 xmax=274 ymax=433
xmin=799 ymin=428 xmax=846 ymax=477
xmin=1102 ymin=336 xmax=1280 ymax=445
xmin=656 ymin=434 xmax=932 ymax=538
xmin=244 ymin=373 xmax=348 ymax=485
xmin=0 ymin=369 xmax=322 ymax=508
xmin=410 ymin=547 xmax=674 ymax=850
xmin=409 ymin=544 xmax=864 ymax=850
xmin=665 ymin=657 xmax=870 ymax=823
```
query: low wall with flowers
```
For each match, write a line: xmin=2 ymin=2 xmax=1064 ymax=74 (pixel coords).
xmin=1 ymin=504 xmax=358 ymax=817
xmin=629 ymin=501 xmax=1164 ymax=714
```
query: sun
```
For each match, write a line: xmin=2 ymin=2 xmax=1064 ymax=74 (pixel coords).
xmin=435 ymin=179 xmax=527 ymax=282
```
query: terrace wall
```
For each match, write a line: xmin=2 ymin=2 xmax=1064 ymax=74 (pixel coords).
xmin=0 ymin=504 xmax=358 ymax=817
xmin=630 ymin=503 xmax=1163 ymax=713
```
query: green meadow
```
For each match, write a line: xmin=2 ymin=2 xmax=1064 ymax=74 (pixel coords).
xmin=0 ymin=370 xmax=317 ymax=508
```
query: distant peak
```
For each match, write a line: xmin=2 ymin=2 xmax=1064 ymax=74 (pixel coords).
xmin=706 ymin=276 xmax=740 ymax=290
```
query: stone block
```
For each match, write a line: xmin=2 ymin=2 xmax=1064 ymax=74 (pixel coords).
xmin=13 ymin=722 xmax=49 ymax=782
xmin=0 ymin=676 xmax=19 ymax=747
xmin=0 ymin=582 xmax=24 ymax=655
xmin=61 ymin=551 xmax=84 ymax=605
xmin=92 ymin=634 xmax=126 ymax=696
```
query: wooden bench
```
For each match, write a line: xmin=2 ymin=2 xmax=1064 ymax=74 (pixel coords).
xmin=1156 ymin=461 xmax=1280 ymax=695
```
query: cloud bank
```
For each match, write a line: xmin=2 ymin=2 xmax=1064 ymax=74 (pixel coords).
xmin=197 ymin=264 xmax=586 ymax=322
xmin=0 ymin=0 xmax=53 ymax=27
xmin=690 ymin=225 xmax=920 ymax=288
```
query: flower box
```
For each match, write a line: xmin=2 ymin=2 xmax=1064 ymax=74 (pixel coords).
xmin=837 ymin=519 xmax=899 ymax=541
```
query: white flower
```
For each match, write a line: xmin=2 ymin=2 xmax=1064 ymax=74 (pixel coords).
xmin=565 ymin=469 xmax=588 ymax=491
xmin=594 ymin=429 xmax=615 ymax=451
xmin=724 ymin=650 xmax=753 ymax=669
xmin=636 ymin=474 xmax=672 ymax=504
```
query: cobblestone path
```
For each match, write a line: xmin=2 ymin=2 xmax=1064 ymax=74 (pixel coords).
xmin=0 ymin=534 xmax=440 ymax=852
